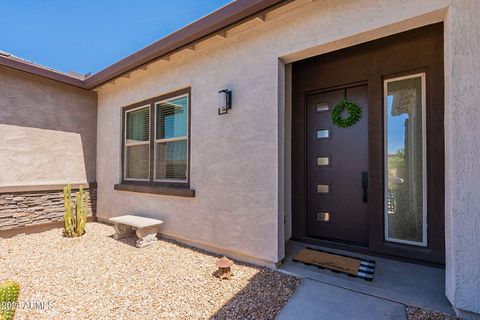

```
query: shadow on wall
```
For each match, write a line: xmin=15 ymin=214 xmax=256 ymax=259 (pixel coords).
xmin=0 ymin=65 xmax=97 ymax=184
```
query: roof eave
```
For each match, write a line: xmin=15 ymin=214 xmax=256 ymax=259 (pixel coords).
xmin=0 ymin=0 xmax=292 ymax=90
xmin=0 ymin=55 xmax=86 ymax=89
xmin=84 ymin=0 xmax=290 ymax=89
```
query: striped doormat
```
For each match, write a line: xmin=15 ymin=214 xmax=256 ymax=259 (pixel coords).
xmin=293 ymin=247 xmax=376 ymax=281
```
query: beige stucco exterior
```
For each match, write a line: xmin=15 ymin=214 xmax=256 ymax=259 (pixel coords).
xmin=444 ymin=1 xmax=480 ymax=317
xmin=95 ymin=0 xmax=479 ymax=316
xmin=0 ymin=66 xmax=97 ymax=189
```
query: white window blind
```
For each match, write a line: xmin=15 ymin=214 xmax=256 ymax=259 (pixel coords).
xmin=124 ymin=106 xmax=150 ymax=180
xmin=155 ymin=95 xmax=188 ymax=182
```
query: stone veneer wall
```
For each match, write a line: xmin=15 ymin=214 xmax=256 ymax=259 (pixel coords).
xmin=0 ymin=186 xmax=96 ymax=231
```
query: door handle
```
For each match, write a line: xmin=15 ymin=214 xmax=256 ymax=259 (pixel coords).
xmin=362 ymin=172 xmax=368 ymax=203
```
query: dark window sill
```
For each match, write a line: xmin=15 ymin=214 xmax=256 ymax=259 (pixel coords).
xmin=114 ymin=183 xmax=195 ymax=198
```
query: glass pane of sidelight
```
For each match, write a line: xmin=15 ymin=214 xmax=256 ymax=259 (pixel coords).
xmin=126 ymin=144 xmax=150 ymax=180
xmin=155 ymin=140 xmax=188 ymax=181
xmin=317 ymin=156 xmax=330 ymax=166
xmin=156 ymin=95 xmax=188 ymax=140
xmin=384 ymin=73 xmax=427 ymax=246
xmin=126 ymin=106 xmax=150 ymax=143
xmin=316 ymin=129 xmax=329 ymax=139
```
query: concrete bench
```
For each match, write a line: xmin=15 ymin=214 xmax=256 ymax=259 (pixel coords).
xmin=109 ymin=215 xmax=163 ymax=248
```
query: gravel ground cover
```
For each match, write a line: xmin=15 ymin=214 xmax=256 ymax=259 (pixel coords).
xmin=406 ymin=306 xmax=458 ymax=320
xmin=0 ymin=222 xmax=300 ymax=320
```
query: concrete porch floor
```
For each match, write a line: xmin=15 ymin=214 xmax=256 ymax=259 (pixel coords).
xmin=277 ymin=240 xmax=454 ymax=319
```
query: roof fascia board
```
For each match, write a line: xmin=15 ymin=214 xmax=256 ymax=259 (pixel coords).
xmin=0 ymin=0 xmax=292 ymax=90
xmin=0 ymin=55 xmax=86 ymax=89
xmin=84 ymin=0 xmax=291 ymax=89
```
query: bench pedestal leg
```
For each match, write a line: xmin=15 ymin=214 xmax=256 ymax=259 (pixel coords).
xmin=113 ymin=223 xmax=132 ymax=240
xmin=135 ymin=226 xmax=158 ymax=248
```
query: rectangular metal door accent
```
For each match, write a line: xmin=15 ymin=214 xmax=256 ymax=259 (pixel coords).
xmin=317 ymin=184 xmax=330 ymax=194
xmin=316 ymin=129 xmax=330 ymax=139
xmin=317 ymin=157 xmax=330 ymax=166
xmin=317 ymin=212 xmax=330 ymax=222
xmin=316 ymin=102 xmax=329 ymax=112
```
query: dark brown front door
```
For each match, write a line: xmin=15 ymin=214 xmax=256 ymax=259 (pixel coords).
xmin=292 ymin=23 xmax=445 ymax=264
xmin=306 ymin=85 xmax=369 ymax=245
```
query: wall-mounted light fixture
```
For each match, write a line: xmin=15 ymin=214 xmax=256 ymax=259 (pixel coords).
xmin=218 ymin=89 xmax=232 ymax=115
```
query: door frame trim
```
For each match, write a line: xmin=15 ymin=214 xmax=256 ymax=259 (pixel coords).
xmin=304 ymin=80 xmax=368 ymax=96
xmin=291 ymin=23 xmax=445 ymax=264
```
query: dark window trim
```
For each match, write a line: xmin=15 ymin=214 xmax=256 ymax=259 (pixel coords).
xmin=120 ymin=87 xmax=194 ymax=197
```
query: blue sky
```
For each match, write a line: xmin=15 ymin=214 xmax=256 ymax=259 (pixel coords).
xmin=387 ymin=95 xmax=407 ymax=154
xmin=0 ymin=0 xmax=230 ymax=75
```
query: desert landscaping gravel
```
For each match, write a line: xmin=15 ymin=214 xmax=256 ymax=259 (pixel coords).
xmin=406 ymin=306 xmax=458 ymax=320
xmin=0 ymin=222 xmax=300 ymax=320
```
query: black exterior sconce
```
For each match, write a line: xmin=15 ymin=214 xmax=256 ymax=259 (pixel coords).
xmin=218 ymin=89 xmax=232 ymax=115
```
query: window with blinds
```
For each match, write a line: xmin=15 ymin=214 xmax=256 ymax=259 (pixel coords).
xmin=124 ymin=105 xmax=150 ymax=180
xmin=122 ymin=89 xmax=190 ymax=185
xmin=154 ymin=95 xmax=188 ymax=182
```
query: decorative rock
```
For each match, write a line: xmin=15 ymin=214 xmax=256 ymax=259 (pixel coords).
xmin=1 ymin=223 xmax=300 ymax=320
xmin=216 ymin=256 xmax=234 ymax=280
xmin=0 ymin=211 xmax=14 ymax=218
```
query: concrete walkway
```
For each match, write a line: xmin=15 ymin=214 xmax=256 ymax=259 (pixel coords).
xmin=278 ymin=279 xmax=407 ymax=320
xmin=281 ymin=241 xmax=454 ymax=315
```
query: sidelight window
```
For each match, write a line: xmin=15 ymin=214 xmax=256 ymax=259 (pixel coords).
xmin=384 ymin=73 xmax=427 ymax=246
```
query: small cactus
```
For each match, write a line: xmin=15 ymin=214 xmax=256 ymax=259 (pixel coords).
xmin=63 ymin=184 xmax=89 ymax=237
xmin=63 ymin=185 xmax=75 ymax=237
xmin=0 ymin=281 xmax=20 ymax=320
xmin=75 ymin=186 xmax=88 ymax=236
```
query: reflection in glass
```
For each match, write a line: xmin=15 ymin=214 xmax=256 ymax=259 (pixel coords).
xmin=155 ymin=95 xmax=188 ymax=182
xmin=385 ymin=74 xmax=426 ymax=245
xmin=156 ymin=96 xmax=187 ymax=140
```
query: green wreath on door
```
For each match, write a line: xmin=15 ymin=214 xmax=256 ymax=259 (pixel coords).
xmin=331 ymin=100 xmax=362 ymax=128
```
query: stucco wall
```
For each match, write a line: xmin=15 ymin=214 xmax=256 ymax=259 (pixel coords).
xmin=0 ymin=66 xmax=97 ymax=187
xmin=97 ymin=0 xmax=450 ymax=261
xmin=444 ymin=0 xmax=480 ymax=316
